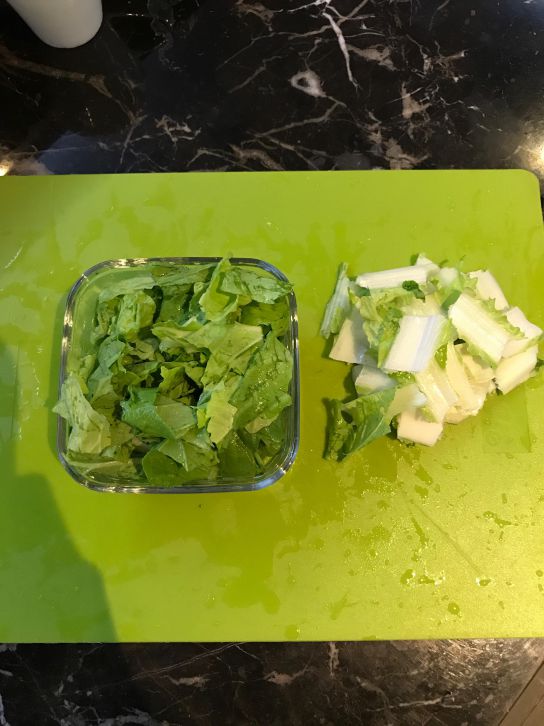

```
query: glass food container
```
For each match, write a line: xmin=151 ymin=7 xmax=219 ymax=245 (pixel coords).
xmin=56 ymin=257 xmax=299 ymax=494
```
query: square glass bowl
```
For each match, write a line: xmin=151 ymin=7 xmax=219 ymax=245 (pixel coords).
xmin=56 ymin=257 xmax=299 ymax=494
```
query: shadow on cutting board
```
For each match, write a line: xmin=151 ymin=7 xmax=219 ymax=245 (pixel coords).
xmin=0 ymin=342 xmax=116 ymax=642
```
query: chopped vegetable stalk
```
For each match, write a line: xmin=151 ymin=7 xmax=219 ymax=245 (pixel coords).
xmin=354 ymin=364 xmax=395 ymax=393
xmin=397 ymin=409 xmax=443 ymax=446
xmin=415 ymin=254 xmax=440 ymax=276
xmin=448 ymin=292 xmax=519 ymax=366
xmin=356 ymin=264 xmax=429 ymax=290
xmin=469 ymin=270 xmax=509 ymax=311
xmin=329 ymin=309 xmax=368 ymax=364
xmin=456 ymin=343 xmax=495 ymax=385
xmin=444 ymin=343 xmax=487 ymax=423
xmin=402 ymin=293 xmax=442 ymax=317
xmin=446 ymin=343 xmax=485 ymax=411
xmin=495 ymin=346 xmax=538 ymax=394
xmin=321 ymin=256 xmax=541 ymax=458
xmin=387 ymin=383 xmax=427 ymax=419
xmin=503 ymin=307 xmax=542 ymax=357
xmin=415 ymin=359 xmax=458 ymax=422
xmin=436 ymin=267 xmax=459 ymax=288
xmin=384 ymin=314 xmax=445 ymax=373
xmin=320 ymin=263 xmax=351 ymax=338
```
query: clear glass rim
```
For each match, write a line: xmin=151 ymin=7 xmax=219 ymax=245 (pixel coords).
xmin=56 ymin=257 xmax=300 ymax=494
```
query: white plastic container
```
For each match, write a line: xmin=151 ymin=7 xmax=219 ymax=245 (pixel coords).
xmin=6 ymin=0 xmax=103 ymax=48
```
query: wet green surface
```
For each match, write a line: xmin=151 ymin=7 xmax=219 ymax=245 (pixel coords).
xmin=1 ymin=170 xmax=543 ymax=641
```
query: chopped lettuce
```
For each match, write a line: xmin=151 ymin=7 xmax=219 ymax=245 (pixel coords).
xmin=54 ymin=373 xmax=111 ymax=454
xmin=325 ymin=388 xmax=396 ymax=461
xmin=55 ymin=259 xmax=294 ymax=486
xmin=240 ymin=298 xmax=290 ymax=336
xmin=113 ymin=291 xmax=156 ymax=340
xmin=321 ymin=256 xmax=540 ymax=457
xmin=230 ymin=332 xmax=293 ymax=430
xmin=121 ymin=388 xmax=195 ymax=439
xmin=219 ymin=265 xmax=292 ymax=303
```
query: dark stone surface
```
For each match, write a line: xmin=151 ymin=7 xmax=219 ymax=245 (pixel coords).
xmin=1 ymin=1 xmax=544 ymax=724
xmin=1 ymin=640 xmax=544 ymax=725
xmin=1 ymin=0 xmax=544 ymax=181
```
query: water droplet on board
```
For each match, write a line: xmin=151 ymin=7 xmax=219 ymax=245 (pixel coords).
xmin=448 ymin=602 xmax=461 ymax=616
xmin=285 ymin=624 xmax=300 ymax=640
xmin=400 ymin=569 xmax=416 ymax=585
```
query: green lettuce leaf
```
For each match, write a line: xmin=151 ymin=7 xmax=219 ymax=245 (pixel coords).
xmin=158 ymin=363 xmax=196 ymax=399
xmin=151 ymin=263 xmax=214 ymax=287
xmin=240 ymin=299 xmax=290 ymax=336
xmin=98 ymin=275 xmax=156 ymax=302
xmin=156 ymin=426 xmax=218 ymax=472
xmin=230 ymin=333 xmax=293 ymax=429
xmin=199 ymin=258 xmax=238 ymax=321
xmin=113 ymin=291 xmax=156 ymax=340
xmin=157 ymin=284 xmax=191 ymax=322
xmin=199 ymin=377 xmax=240 ymax=444
xmin=121 ymin=387 xmax=195 ymax=439
xmin=200 ymin=323 xmax=262 ymax=387
xmin=219 ymin=266 xmax=292 ymax=303
xmin=218 ymin=431 xmax=259 ymax=478
xmin=92 ymin=297 xmax=120 ymax=343
xmin=141 ymin=450 xmax=183 ymax=486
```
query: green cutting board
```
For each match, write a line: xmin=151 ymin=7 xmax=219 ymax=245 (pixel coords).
xmin=1 ymin=170 xmax=544 ymax=642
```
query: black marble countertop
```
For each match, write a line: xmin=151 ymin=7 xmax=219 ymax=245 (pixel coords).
xmin=2 ymin=0 xmax=544 ymax=180
xmin=1 ymin=1 xmax=544 ymax=724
